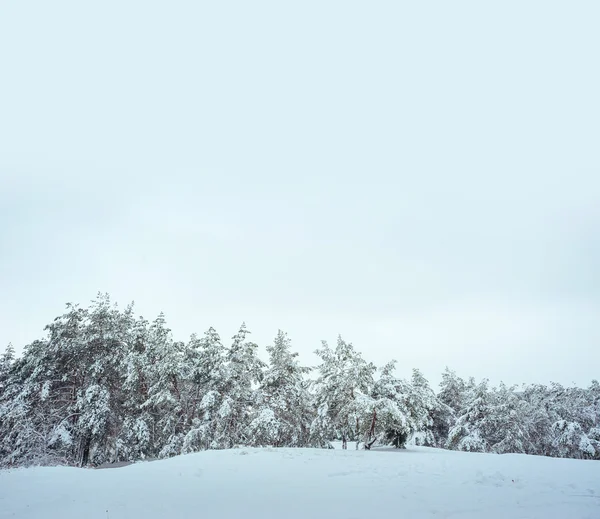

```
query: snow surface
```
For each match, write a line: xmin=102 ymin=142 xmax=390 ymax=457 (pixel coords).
xmin=1 ymin=446 xmax=599 ymax=519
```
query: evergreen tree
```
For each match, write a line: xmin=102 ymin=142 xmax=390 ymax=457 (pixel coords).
xmin=0 ymin=343 xmax=15 ymax=395
xmin=181 ymin=327 xmax=227 ymax=453
xmin=311 ymin=336 xmax=376 ymax=449
xmin=1 ymin=293 xmax=599 ymax=466
xmin=446 ymin=379 xmax=491 ymax=452
xmin=250 ymin=331 xmax=313 ymax=447
xmin=118 ymin=315 xmax=153 ymax=461
xmin=367 ymin=360 xmax=413 ymax=449
xmin=438 ymin=368 xmax=469 ymax=412
xmin=141 ymin=313 xmax=185 ymax=457
xmin=216 ymin=323 xmax=265 ymax=448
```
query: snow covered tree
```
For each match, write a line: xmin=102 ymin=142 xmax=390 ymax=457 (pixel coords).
xmin=0 ymin=344 xmax=15 ymax=393
xmin=249 ymin=331 xmax=313 ymax=447
xmin=1 ymin=295 xmax=144 ymax=466
xmin=139 ymin=312 xmax=185 ymax=458
xmin=184 ymin=323 xmax=265 ymax=451
xmin=366 ymin=360 xmax=413 ymax=449
xmin=6 ymin=300 xmax=91 ymax=466
xmin=0 ymin=334 xmax=82 ymax=466
xmin=2 ymin=293 xmax=599 ymax=466
xmin=446 ymin=379 xmax=491 ymax=452
xmin=438 ymin=368 xmax=469 ymax=414
xmin=364 ymin=364 xmax=445 ymax=449
xmin=539 ymin=383 xmax=600 ymax=459
xmin=0 ymin=346 xmax=25 ymax=465
xmin=311 ymin=336 xmax=376 ymax=449
xmin=180 ymin=327 xmax=227 ymax=453
xmin=444 ymin=381 xmax=541 ymax=455
xmin=484 ymin=383 xmax=533 ymax=454
xmin=403 ymin=369 xmax=433 ymax=444
xmin=118 ymin=315 xmax=154 ymax=460
xmin=217 ymin=323 xmax=265 ymax=447
xmin=74 ymin=295 xmax=135 ymax=465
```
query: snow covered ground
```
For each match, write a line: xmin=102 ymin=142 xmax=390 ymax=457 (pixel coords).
xmin=1 ymin=446 xmax=599 ymax=519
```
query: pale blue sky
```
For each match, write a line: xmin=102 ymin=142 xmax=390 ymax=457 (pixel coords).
xmin=1 ymin=1 xmax=599 ymax=386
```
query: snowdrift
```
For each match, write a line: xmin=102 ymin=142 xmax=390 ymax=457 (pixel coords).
xmin=1 ymin=446 xmax=599 ymax=519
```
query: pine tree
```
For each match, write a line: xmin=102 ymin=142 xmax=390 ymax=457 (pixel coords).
xmin=249 ymin=331 xmax=313 ymax=447
xmin=184 ymin=324 xmax=265 ymax=451
xmin=367 ymin=360 xmax=412 ymax=449
xmin=402 ymin=369 xmax=439 ymax=446
xmin=119 ymin=315 xmax=153 ymax=461
xmin=0 ymin=343 xmax=15 ymax=395
xmin=446 ymin=379 xmax=491 ymax=452
xmin=438 ymin=368 xmax=468 ymax=413
xmin=486 ymin=383 xmax=532 ymax=454
xmin=312 ymin=336 xmax=376 ymax=449
xmin=218 ymin=323 xmax=265 ymax=448
xmin=142 ymin=313 xmax=185 ymax=457
xmin=2 ymin=293 xmax=600 ymax=465
xmin=181 ymin=327 xmax=227 ymax=453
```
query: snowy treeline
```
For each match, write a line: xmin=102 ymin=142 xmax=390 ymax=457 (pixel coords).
xmin=0 ymin=295 xmax=599 ymax=467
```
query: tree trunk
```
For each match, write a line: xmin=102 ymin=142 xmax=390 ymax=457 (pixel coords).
xmin=80 ymin=436 xmax=91 ymax=467
xmin=364 ymin=410 xmax=377 ymax=450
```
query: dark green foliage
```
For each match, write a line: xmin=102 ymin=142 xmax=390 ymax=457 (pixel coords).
xmin=385 ymin=429 xmax=409 ymax=449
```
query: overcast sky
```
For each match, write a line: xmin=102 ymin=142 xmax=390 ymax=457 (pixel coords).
xmin=1 ymin=1 xmax=599 ymax=387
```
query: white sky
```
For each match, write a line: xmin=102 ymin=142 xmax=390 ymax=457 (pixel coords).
xmin=1 ymin=1 xmax=599 ymax=387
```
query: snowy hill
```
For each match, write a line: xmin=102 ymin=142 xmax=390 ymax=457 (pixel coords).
xmin=1 ymin=446 xmax=599 ymax=519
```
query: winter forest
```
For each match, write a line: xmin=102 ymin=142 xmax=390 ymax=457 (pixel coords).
xmin=0 ymin=294 xmax=598 ymax=468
